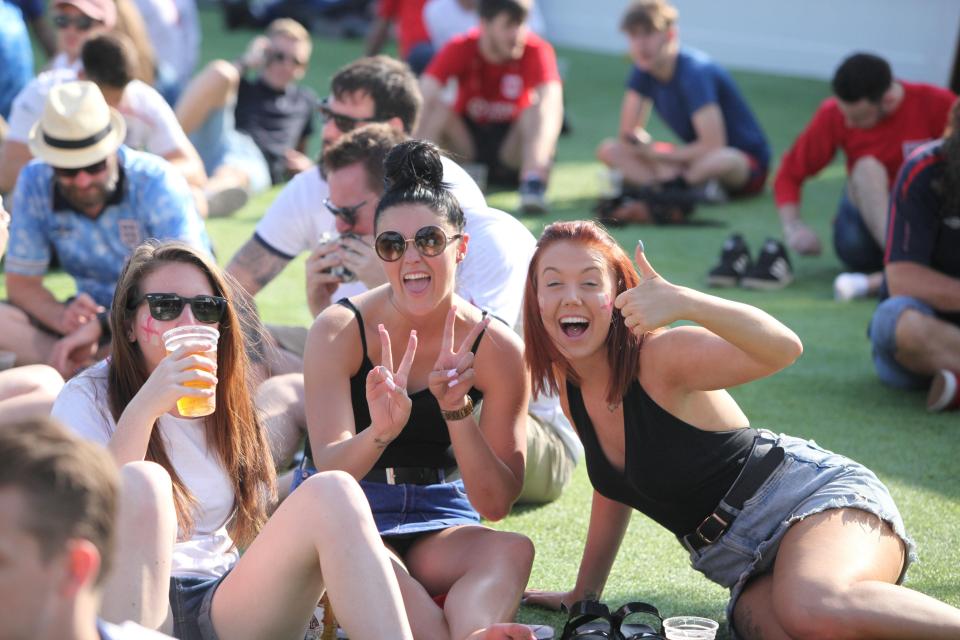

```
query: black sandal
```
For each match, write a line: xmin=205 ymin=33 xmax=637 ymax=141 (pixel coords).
xmin=559 ymin=600 xmax=622 ymax=640
xmin=610 ymin=602 xmax=665 ymax=640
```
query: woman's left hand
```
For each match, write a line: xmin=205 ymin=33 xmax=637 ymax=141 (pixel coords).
xmin=614 ymin=241 xmax=685 ymax=337
xmin=428 ymin=306 xmax=490 ymax=413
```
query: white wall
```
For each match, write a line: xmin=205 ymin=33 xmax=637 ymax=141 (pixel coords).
xmin=542 ymin=0 xmax=960 ymax=86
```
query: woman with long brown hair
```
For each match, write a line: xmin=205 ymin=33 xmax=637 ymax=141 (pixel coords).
xmin=522 ymin=220 xmax=960 ymax=638
xmin=53 ymin=240 xmax=413 ymax=640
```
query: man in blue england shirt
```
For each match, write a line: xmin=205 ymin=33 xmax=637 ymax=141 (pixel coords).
xmin=0 ymin=81 xmax=209 ymax=376
xmin=596 ymin=0 xmax=770 ymax=201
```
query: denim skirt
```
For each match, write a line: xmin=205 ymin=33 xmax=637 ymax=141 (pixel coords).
xmin=170 ymin=573 xmax=228 ymax=640
xmin=685 ymin=431 xmax=916 ymax=638
xmin=361 ymin=478 xmax=480 ymax=537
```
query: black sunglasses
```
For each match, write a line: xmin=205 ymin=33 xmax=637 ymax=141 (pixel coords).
xmin=375 ymin=226 xmax=462 ymax=262
xmin=318 ymin=98 xmax=381 ymax=132
xmin=323 ymin=198 xmax=366 ymax=227
xmin=128 ymin=293 xmax=227 ymax=324
xmin=53 ymin=158 xmax=108 ymax=178
xmin=53 ymin=14 xmax=98 ymax=30
xmin=266 ymin=49 xmax=307 ymax=67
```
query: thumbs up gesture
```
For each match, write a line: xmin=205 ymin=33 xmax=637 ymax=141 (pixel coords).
xmin=614 ymin=240 xmax=683 ymax=337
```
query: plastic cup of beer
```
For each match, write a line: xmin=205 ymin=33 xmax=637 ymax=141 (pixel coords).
xmin=663 ymin=616 xmax=719 ymax=640
xmin=162 ymin=325 xmax=219 ymax=417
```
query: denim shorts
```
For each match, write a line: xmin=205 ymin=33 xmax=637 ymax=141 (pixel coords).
xmin=291 ymin=460 xmax=480 ymax=537
xmin=869 ymin=295 xmax=937 ymax=390
xmin=188 ymin=105 xmax=271 ymax=194
xmin=686 ymin=431 xmax=915 ymax=638
xmin=833 ymin=187 xmax=885 ymax=273
xmin=169 ymin=573 xmax=227 ymax=640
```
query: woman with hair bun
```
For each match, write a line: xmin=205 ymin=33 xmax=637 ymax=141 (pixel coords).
xmin=303 ymin=140 xmax=537 ymax=640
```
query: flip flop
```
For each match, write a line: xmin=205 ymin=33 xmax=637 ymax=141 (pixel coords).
xmin=611 ymin=602 xmax=665 ymax=639
xmin=559 ymin=600 xmax=621 ymax=639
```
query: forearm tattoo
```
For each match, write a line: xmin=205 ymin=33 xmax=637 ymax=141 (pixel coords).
xmin=227 ymin=238 xmax=291 ymax=292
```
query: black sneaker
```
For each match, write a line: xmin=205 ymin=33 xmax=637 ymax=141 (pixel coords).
xmin=707 ymin=234 xmax=752 ymax=287
xmin=741 ymin=238 xmax=794 ymax=290
xmin=519 ymin=177 xmax=549 ymax=215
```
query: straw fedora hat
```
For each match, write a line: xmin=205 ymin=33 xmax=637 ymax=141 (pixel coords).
xmin=28 ymin=81 xmax=126 ymax=169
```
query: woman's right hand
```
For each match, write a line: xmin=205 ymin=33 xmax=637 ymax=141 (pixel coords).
xmin=133 ymin=341 xmax=218 ymax=420
xmin=366 ymin=324 xmax=417 ymax=443
xmin=522 ymin=589 xmax=580 ymax=612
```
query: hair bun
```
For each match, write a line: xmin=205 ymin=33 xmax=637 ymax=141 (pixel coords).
xmin=383 ymin=139 xmax=444 ymax=193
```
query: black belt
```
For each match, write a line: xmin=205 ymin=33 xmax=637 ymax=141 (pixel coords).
xmin=363 ymin=466 xmax=456 ymax=485
xmin=681 ymin=435 xmax=785 ymax=553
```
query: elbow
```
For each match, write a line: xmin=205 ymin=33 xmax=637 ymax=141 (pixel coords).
xmin=477 ymin=501 xmax=511 ymax=522
xmin=472 ymin=488 xmax=518 ymax=522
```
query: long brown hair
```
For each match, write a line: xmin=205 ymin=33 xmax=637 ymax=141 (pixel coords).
xmin=108 ymin=241 xmax=276 ymax=546
xmin=523 ymin=221 xmax=643 ymax=406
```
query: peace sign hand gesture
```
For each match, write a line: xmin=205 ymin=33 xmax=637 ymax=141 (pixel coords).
xmin=614 ymin=240 xmax=685 ymax=338
xmin=367 ymin=324 xmax=418 ymax=442
xmin=428 ymin=306 xmax=491 ymax=413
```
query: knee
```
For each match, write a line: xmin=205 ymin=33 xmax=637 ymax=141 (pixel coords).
xmin=297 ymin=470 xmax=366 ymax=513
xmin=206 ymin=59 xmax=240 ymax=85
xmin=893 ymin=306 xmax=937 ymax=354
xmin=22 ymin=364 xmax=64 ymax=397
xmin=851 ymin=155 xmax=885 ymax=178
xmin=119 ymin=462 xmax=175 ymax=526
xmin=775 ymin=586 xmax=856 ymax=640
xmin=490 ymin=532 xmax=535 ymax=575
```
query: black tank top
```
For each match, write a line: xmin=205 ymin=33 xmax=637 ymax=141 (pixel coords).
xmin=566 ymin=378 xmax=756 ymax=536
xmin=339 ymin=299 xmax=485 ymax=470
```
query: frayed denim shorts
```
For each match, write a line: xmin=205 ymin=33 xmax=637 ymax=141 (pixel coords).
xmin=170 ymin=572 xmax=228 ymax=640
xmin=685 ymin=431 xmax=915 ymax=638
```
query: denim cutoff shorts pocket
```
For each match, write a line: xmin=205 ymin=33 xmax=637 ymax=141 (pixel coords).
xmin=361 ymin=479 xmax=480 ymax=537
xmin=170 ymin=573 xmax=227 ymax=640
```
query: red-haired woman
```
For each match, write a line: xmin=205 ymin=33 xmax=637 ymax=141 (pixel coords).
xmin=522 ymin=220 xmax=960 ymax=638
xmin=52 ymin=240 xmax=413 ymax=640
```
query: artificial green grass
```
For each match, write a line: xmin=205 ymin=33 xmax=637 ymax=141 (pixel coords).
xmin=6 ymin=7 xmax=958 ymax=636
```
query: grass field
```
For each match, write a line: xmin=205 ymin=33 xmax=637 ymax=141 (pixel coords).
xmin=6 ymin=7 xmax=959 ymax=636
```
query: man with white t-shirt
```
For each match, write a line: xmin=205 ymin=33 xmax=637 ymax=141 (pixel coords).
xmin=0 ymin=34 xmax=206 ymax=209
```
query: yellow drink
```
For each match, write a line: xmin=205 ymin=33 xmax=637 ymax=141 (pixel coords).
xmin=162 ymin=326 xmax=219 ymax=418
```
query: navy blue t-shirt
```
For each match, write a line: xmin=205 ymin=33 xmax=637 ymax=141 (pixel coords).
xmin=883 ymin=139 xmax=960 ymax=323
xmin=627 ymin=46 xmax=770 ymax=169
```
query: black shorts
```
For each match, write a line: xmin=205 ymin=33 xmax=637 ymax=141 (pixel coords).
xmin=463 ymin=116 xmax=519 ymax=187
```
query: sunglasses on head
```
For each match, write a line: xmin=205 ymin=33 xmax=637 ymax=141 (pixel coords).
xmin=129 ymin=293 xmax=227 ymax=324
xmin=375 ymin=226 xmax=462 ymax=262
xmin=53 ymin=13 xmax=98 ymax=30
xmin=53 ymin=158 xmax=108 ymax=178
xmin=323 ymin=198 xmax=365 ymax=227
xmin=318 ymin=98 xmax=380 ymax=132
xmin=266 ymin=49 xmax=307 ymax=67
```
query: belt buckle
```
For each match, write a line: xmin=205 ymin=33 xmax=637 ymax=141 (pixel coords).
xmin=696 ymin=512 xmax=729 ymax=545
xmin=385 ymin=468 xmax=396 ymax=485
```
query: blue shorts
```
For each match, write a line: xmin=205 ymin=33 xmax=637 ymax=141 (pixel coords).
xmin=833 ymin=187 xmax=884 ymax=273
xmin=868 ymin=296 xmax=935 ymax=390
xmin=686 ymin=431 xmax=914 ymax=639
xmin=291 ymin=459 xmax=480 ymax=538
xmin=188 ymin=104 xmax=271 ymax=194
xmin=169 ymin=573 xmax=227 ymax=640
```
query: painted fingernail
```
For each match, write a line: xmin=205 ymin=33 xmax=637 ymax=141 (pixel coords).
xmin=386 ymin=379 xmax=396 ymax=391
xmin=378 ymin=323 xmax=386 ymax=332
xmin=637 ymin=238 xmax=645 ymax=252
xmin=447 ymin=378 xmax=459 ymax=388
xmin=446 ymin=369 xmax=457 ymax=378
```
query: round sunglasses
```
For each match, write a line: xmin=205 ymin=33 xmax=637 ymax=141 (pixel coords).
xmin=128 ymin=293 xmax=227 ymax=324
xmin=374 ymin=225 xmax=462 ymax=262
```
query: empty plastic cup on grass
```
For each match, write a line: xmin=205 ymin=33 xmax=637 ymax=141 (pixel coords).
xmin=663 ymin=616 xmax=718 ymax=640
xmin=162 ymin=325 xmax=219 ymax=417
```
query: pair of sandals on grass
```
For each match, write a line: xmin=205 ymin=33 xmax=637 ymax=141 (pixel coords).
xmin=558 ymin=600 xmax=666 ymax=640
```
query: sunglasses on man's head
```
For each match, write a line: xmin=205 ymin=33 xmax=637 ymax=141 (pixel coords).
xmin=323 ymin=198 xmax=366 ymax=227
xmin=318 ymin=98 xmax=380 ymax=133
xmin=52 ymin=14 xmax=98 ymax=30
xmin=375 ymin=226 xmax=462 ymax=262
xmin=128 ymin=293 xmax=227 ymax=324
xmin=53 ymin=159 xmax=108 ymax=178
xmin=266 ymin=49 xmax=307 ymax=67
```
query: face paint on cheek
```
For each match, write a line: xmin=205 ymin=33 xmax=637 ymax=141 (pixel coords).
xmin=601 ymin=293 xmax=613 ymax=312
xmin=140 ymin=315 xmax=163 ymax=347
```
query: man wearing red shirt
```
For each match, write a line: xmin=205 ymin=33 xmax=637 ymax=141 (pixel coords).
xmin=773 ymin=53 xmax=955 ymax=296
xmin=416 ymin=0 xmax=563 ymax=214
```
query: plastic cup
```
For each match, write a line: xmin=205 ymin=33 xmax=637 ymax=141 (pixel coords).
xmin=663 ymin=616 xmax=719 ymax=640
xmin=162 ymin=325 xmax=219 ymax=417
xmin=0 ymin=350 xmax=16 ymax=371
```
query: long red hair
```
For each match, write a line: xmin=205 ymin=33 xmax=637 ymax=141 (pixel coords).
xmin=108 ymin=241 xmax=276 ymax=547
xmin=523 ymin=221 xmax=643 ymax=406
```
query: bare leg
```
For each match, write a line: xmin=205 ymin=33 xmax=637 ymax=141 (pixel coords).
xmin=174 ymin=60 xmax=239 ymax=135
xmin=101 ymin=462 xmax=177 ymax=633
xmin=847 ymin=156 xmax=889 ymax=248
xmin=404 ymin=526 xmax=534 ymax=640
xmin=210 ymin=471 xmax=412 ymax=640
xmin=894 ymin=309 xmax=960 ymax=375
xmin=498 ymin=85 xmax=564 ymax=181
xmin=440 ymin=110 xmax=478 ymax=164
xmin=684 ymin=147 xmax=751 ymax=189
xmin=595 ymin=139 xmax=682 ymax=186
xmin=255 ymin=372 xmax=306 ymax=469
xmin=765 ymin=508 xmax=960 ymax=638
xmin=0 ymin=365 xmax=64 ymax=424
xmin=732 ymin=573 xmax=792 ymax=640
xmin=0 ymin=303 xmax=60 ymax=366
